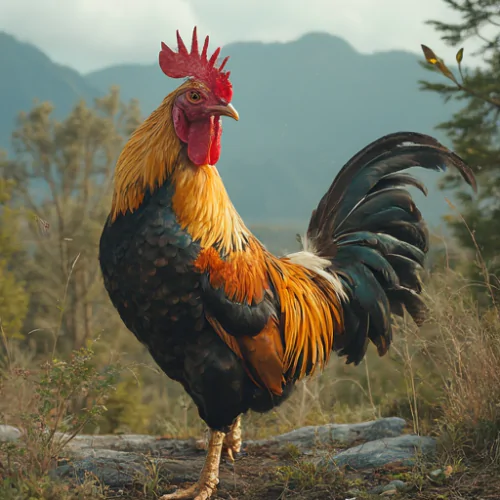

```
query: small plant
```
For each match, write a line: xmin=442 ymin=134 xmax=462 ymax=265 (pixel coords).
xmin=274 ymin=460 xmax=350 ymax=498
xmin=0 ymin=341 xmax=120 ymax=497
xmin=132 ymin=457 xmax=174 ymax=498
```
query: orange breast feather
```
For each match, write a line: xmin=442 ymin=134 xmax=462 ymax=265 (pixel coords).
xmin=195 ymin=238 xmax=344 ymax=396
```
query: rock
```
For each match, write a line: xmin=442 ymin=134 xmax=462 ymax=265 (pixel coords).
xmin=59 ymin=433 xmax=200 ymax=458
xmin=346 ymin=488 xmax=362 ymax=496
xmin=2 ymin=418 xmax=407 ymax=455
xmin=53 ymin=451 xmax=149 ymax=489
xmin=371 ymin=479 xmax=408 ymax=494
xmin=386 ymin=479 xmax=407 ymax=491
xmin=322 ymin=434 xmax=436 ymax=470
xmin=0 ymin=424 xmax=21 ymax=442
xmin=429 ymin=468 xmax=443 ymax=478
xmin=52 ymin=449 xmax=204 ymax=489
xmin=248 ymin=417 xmax=407 ymax=450
xmin=6 ymin=418 xmax=437 ymax=495
xmin=428 ymin=466 xmax=453 ymax=484
xmin=52 ymin=449 xmax=249 ymax=492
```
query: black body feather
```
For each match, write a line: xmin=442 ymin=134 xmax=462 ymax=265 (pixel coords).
xmin=307 ymin=132 xmax=476 ymax=365
xmin=99 ymin=183 xmax=291 ymax=431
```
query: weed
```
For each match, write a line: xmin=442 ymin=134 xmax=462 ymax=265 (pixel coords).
xmin=0 ymin=341 xmax=120 ymax=498
xmin=274 ymin=460 xmax=350 ymax=498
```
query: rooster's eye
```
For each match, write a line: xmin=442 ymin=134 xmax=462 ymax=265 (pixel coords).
xmin=187 ymin=91 xmax=202 ymax=104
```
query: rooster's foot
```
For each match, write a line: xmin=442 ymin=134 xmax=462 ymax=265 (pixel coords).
xmin=159 ymin=479 xmax=217 ymax=500
xmin=160 ymin=429 xmax=224 ymax=500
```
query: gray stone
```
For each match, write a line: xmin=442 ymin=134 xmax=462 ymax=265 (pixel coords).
xmin=248 ymin=417 xmax=407 ymax=450
xmin=385 ymin=479 xmax=407 ymax=491
xmin=429 ymin=468 xmax=443 ymax=478
xmin=1 ymin=418 xmax=406 ymax=455
xmin=0 ymin=424 xmax=21 ymax=442
xmin=322 ymin=434 xmax=436 ymax=470
xmin=59 ymin=433 xmax=200 ymax=457
xmin=52 ymin=451 xmax=227 ymax=491
xmin=52 ymin=451 xmax=149 ymax=489
xmin=44 ymin=420 xmax=440 ymax=494
xmin=371 ymin=479 xmax=408 ymax=494
xmin=346 ymin=488 xmax=362 ymax=496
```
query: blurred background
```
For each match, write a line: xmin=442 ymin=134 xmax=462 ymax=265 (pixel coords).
xmin=0 ymin=0 xmax=498 ymax=466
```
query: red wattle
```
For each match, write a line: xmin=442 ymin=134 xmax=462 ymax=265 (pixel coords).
xmin=187 ymin=117 xmax=222 ymax=166
xmin=209 ymin=117 xmax=222 ymax=165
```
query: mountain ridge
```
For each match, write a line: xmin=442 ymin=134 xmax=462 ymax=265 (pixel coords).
xmin=0 ymin=30 xmax=466 ymax=229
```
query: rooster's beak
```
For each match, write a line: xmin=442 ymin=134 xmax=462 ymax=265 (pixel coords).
xmin=208 ymin=103 xmax=239 ymax=121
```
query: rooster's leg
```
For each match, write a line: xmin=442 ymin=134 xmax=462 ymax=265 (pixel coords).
xmin=160 ymin=429 xmax=224 ymax=500
xmin=196 ymin=416 xmax=242 ymax=461
xmin=223 ymin=415 xmax=242 ymax=461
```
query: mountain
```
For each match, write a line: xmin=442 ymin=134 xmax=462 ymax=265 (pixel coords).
xmin=0 ymin=31 xmax=468 ymax=231
xmin=0 ymin=32 xmax=100 ymax=152
xmin=87 ymin=33 xmax=465 ymax=229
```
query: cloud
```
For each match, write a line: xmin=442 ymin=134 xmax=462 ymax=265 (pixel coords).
xmin=0 ymin=0 xmax=470 ymax=73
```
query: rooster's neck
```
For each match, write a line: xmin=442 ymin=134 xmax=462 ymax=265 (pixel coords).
xmin=171 ymin=164 xmax=250 ymax=254
xmin=110 ymin=91 xmax=249 ymax=254
xmin=110 ymin=94 xmax=182 ymax=221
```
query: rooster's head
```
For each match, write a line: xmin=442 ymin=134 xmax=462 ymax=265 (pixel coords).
xmin=159 ymin=27 xmax=239 ymax=166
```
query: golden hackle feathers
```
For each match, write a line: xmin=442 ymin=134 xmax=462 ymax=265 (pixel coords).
xmin=111 ymin=80 xmax=207 ymax=221
xmin=111 ymin=93 xmax=180 ymax=221
xmin=172 ymin=164 xmax=250 ymax=254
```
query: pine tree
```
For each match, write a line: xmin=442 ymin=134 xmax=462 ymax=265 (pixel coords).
xmin=419 ymin=0 xmax=500 ymax=288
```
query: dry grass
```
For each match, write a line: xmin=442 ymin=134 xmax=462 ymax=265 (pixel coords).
xmin=422 ymin=271 xmax=500 ymax=465
xmin=1 ymin=267 xmax=500 ymax=498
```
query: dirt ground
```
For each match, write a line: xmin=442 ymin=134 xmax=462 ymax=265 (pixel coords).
xmin=117 ymin=441 xmax=500 ymax=500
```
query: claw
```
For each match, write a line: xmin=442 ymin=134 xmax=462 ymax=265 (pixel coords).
xmin=160 ymin=480 xmax=217 ymax=500
xmin=160 ymin=483 xmax=202 ymax=500
xmin=226 ymin=446 xmax=234 ymax=463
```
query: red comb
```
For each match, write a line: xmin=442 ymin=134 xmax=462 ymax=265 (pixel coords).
xmin=159 ymin=27 xmax=233 ymax=102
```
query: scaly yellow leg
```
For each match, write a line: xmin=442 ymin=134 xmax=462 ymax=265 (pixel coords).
xmin=195 ymin=416 xmax=243 ymax=462
xmin=160 ymin=429 xmax=225 ymax=500
xmin=223 ymin=415 xmax=242 ymax=462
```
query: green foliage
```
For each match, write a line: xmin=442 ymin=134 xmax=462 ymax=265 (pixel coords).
xmin=96 ymin=376 xmax=156 ymax=434
xmin=0 ymin=175 xmax=28 ymax=337
xmin=426 ymin=0 xmax=500 ymax=53
xmin=0 ymin=475 xmax=107 ymax=500
xmin=0 ymin=343 xmax=119 ymax=497
xmin=0 ymin=87 xmax=142 ymax=353
xmin=420 ymin=0 xmax=500 ymax=285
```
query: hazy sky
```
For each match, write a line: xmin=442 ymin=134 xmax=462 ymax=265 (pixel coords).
xmin=0 ymin=0 xmax=472 ymax=74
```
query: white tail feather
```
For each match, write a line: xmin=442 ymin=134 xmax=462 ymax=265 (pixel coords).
xmin=286 ymin=234 xmax=348 ymax=302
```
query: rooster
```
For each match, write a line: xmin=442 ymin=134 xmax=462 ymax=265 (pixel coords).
xmin=99 ymin=28 xmax=476 ymax=500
